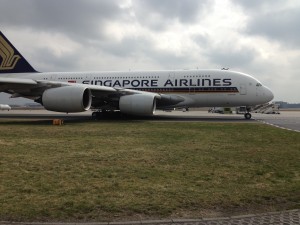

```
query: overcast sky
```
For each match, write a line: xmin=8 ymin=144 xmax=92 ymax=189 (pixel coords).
xmin=1 ymin=0 xmax=300 ymax=104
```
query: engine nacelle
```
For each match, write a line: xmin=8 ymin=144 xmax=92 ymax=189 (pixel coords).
xmin=42 ymin=86 xmax=92 ymax=112
xmin=119 ymin=94 xmax=158 ymax=116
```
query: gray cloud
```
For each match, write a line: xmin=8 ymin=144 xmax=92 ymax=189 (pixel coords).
xmin=32 ymin=47 xmax=81 ymax=72
xmin=246 ymin=8 xmax=300 ymax=48
xmin=131 ymin=0 xmax=210 ymax=31
xmin=0 ymin=0 xmax=126 ymax=41
xmin=1 ymin=0 xmax=299 ymax=102
xmin=192 ymin=33 xmax=210 ymax=48
xmin=231 ymin=0 xmax=283 ymax=11
xmin=206 ymin=47 xmax=257 ymax=68
xmin=232 ymin=0 xmax=300 ymax=48
xmin=192 ymin=33 xmax=258 ymax=68
xmin=99 ymin=37 xmax=152 ymax=58
xmin=98 ymin=36 xmax=195 ymax=69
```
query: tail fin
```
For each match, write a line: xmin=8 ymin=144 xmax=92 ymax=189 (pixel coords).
xmin=0 ymin=31 xmax=37 ymax=73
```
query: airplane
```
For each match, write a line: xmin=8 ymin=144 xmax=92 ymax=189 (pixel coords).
xmin=0 ymin=104 xmax=11 ymax=111
xmin=0 ymin=31 xmax=274 ymax=119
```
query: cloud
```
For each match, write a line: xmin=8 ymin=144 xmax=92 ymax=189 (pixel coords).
xmin=206 ymin=47 xmax=257 ymax=68
xmin=131 ymin=0 xmax=210 ymax=31
xmin=192 ymin=32 xmax=258 ymax=69
xmin=1 ymin=0 xmax=300 ymax=102
xmin=231 ymin=0 xmax=283 ymax=11
xmin=0 ymin=0 xmax=127 ymax=41
xmin=246 ymin=7 xmax=300 ymax=48
xmin=232 ymin=0 xmax=300 ymax=48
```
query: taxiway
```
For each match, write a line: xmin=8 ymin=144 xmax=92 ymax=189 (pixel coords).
xmin=0 ymin=110 xmax=299 ymax=132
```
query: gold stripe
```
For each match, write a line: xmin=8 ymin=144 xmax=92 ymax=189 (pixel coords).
xmin=0 ymin=35 xmax=21 ymax=70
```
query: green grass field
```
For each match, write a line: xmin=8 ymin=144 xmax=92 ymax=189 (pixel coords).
xmin=1 ymin=120 xmax=300 ymax=222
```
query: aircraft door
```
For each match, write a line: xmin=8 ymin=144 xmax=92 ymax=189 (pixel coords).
xmin=167 ymin=72 xmax=175 ymax=93
xmin=239 ymin=84 xmax=247 ymax=95
xmin=50 ymin=74 xmax=57 ymax=81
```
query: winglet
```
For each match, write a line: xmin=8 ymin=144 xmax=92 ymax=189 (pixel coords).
xmin=0 ymin=31 xmax=37 ymax=73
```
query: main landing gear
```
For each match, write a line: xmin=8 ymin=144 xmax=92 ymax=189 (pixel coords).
xmin=92 ymin=111 xmax=102 ymax=120
xmin=244 ymin=112 xmax=252 ymax=119
xmin=244 ymin=107 xmax=252 ymax=119
xmin=92 ymin=110 xmax=122 ymax=120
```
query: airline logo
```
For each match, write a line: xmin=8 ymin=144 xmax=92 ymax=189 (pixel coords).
xmin=0 ymin=35 xmax=21 ymax=70
xmin=82 ymin=78 xmax=232 ymax=88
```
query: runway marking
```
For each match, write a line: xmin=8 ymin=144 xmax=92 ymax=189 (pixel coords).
xmin=255 ymin=119 xmax=300 ymax=133
xmin=1 ymin=209 xmax=299 ymax=225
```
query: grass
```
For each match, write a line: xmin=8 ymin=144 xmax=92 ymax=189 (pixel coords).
xmin=0 ymin=120 xmax=299 ymax=222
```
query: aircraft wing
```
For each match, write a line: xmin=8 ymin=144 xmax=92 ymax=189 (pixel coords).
xmin=36 ymin=80 xmax=117 ymax=92
xmin=0 ymin=78 xmax=182 ymax=111
xmin=0 ymin=77 xmax=37 ymax=85
xmin=0 ymin=77 xmax=39 ymax=96
xmin=0 ymin=77 xmax=158 ymax=99
xmin=35 ymin=80 xmax=146 ymax=98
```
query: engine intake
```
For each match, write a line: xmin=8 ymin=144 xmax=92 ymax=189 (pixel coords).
xmin=42 ymin=86 xmax=92 ymax=112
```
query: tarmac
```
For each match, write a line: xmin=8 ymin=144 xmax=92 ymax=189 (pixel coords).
xmin=0 ymin=109 xmax=299 ymax=132
xmin=0 ymin=109 xmax=299 ymax=225
xmin=1 ymin=209 xmax=299 ymax=225
xmin=252 ymin=111 xmax=300 ymax=132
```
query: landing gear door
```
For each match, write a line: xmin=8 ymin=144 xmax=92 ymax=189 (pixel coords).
xmin=240 ymin=84 xmax=247 ymax=95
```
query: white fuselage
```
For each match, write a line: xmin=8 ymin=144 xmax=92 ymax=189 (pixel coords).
xmin=4 ymin=69 xmax=274 ymax=108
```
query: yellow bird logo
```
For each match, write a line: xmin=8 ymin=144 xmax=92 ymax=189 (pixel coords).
xmin=0 ymin=35 xmax=21 ymax=70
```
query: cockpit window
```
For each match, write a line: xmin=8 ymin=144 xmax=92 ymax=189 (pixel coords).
xmin=256 ymin=83 xmax=262 ymax=87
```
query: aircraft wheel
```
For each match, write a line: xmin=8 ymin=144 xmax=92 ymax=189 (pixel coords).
xmin=92 ymin=112 xmax=98 ymax=120
xmin=244 ymin=113 xmax=252 ymax=119
xmin=92 ymin=112 xmax=103 ymax=120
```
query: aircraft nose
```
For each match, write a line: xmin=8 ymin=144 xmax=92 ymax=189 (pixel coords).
xmin=264 ymin=86 xmax=274 ymax=102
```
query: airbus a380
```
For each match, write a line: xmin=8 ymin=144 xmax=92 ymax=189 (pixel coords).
xmin=0 ymin=31 xmax=273 ymax=119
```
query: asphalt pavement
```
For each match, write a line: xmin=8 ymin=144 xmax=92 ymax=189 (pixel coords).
xmin=1 ymin=209 xmax=299 ymax=225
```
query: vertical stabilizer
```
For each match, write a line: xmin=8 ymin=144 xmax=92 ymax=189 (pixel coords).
xmin=0 ymin=31 xmax=37 ymax=73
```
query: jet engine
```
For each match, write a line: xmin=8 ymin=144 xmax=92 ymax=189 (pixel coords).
xmin=119 ymin=93 xmax=159 ymax=116
xmin=42 ymin=86 xmax=92 ymax=112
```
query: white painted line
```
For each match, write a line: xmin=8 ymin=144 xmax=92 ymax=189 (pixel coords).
xmin=254 ymin=119 xmax=300 ymax=133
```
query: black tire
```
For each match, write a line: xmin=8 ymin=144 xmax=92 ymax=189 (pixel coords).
xmin=92 ymin=112 xmax=98 ymax=120
xmin=244 ymin=113 xmax=252 ymax=119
